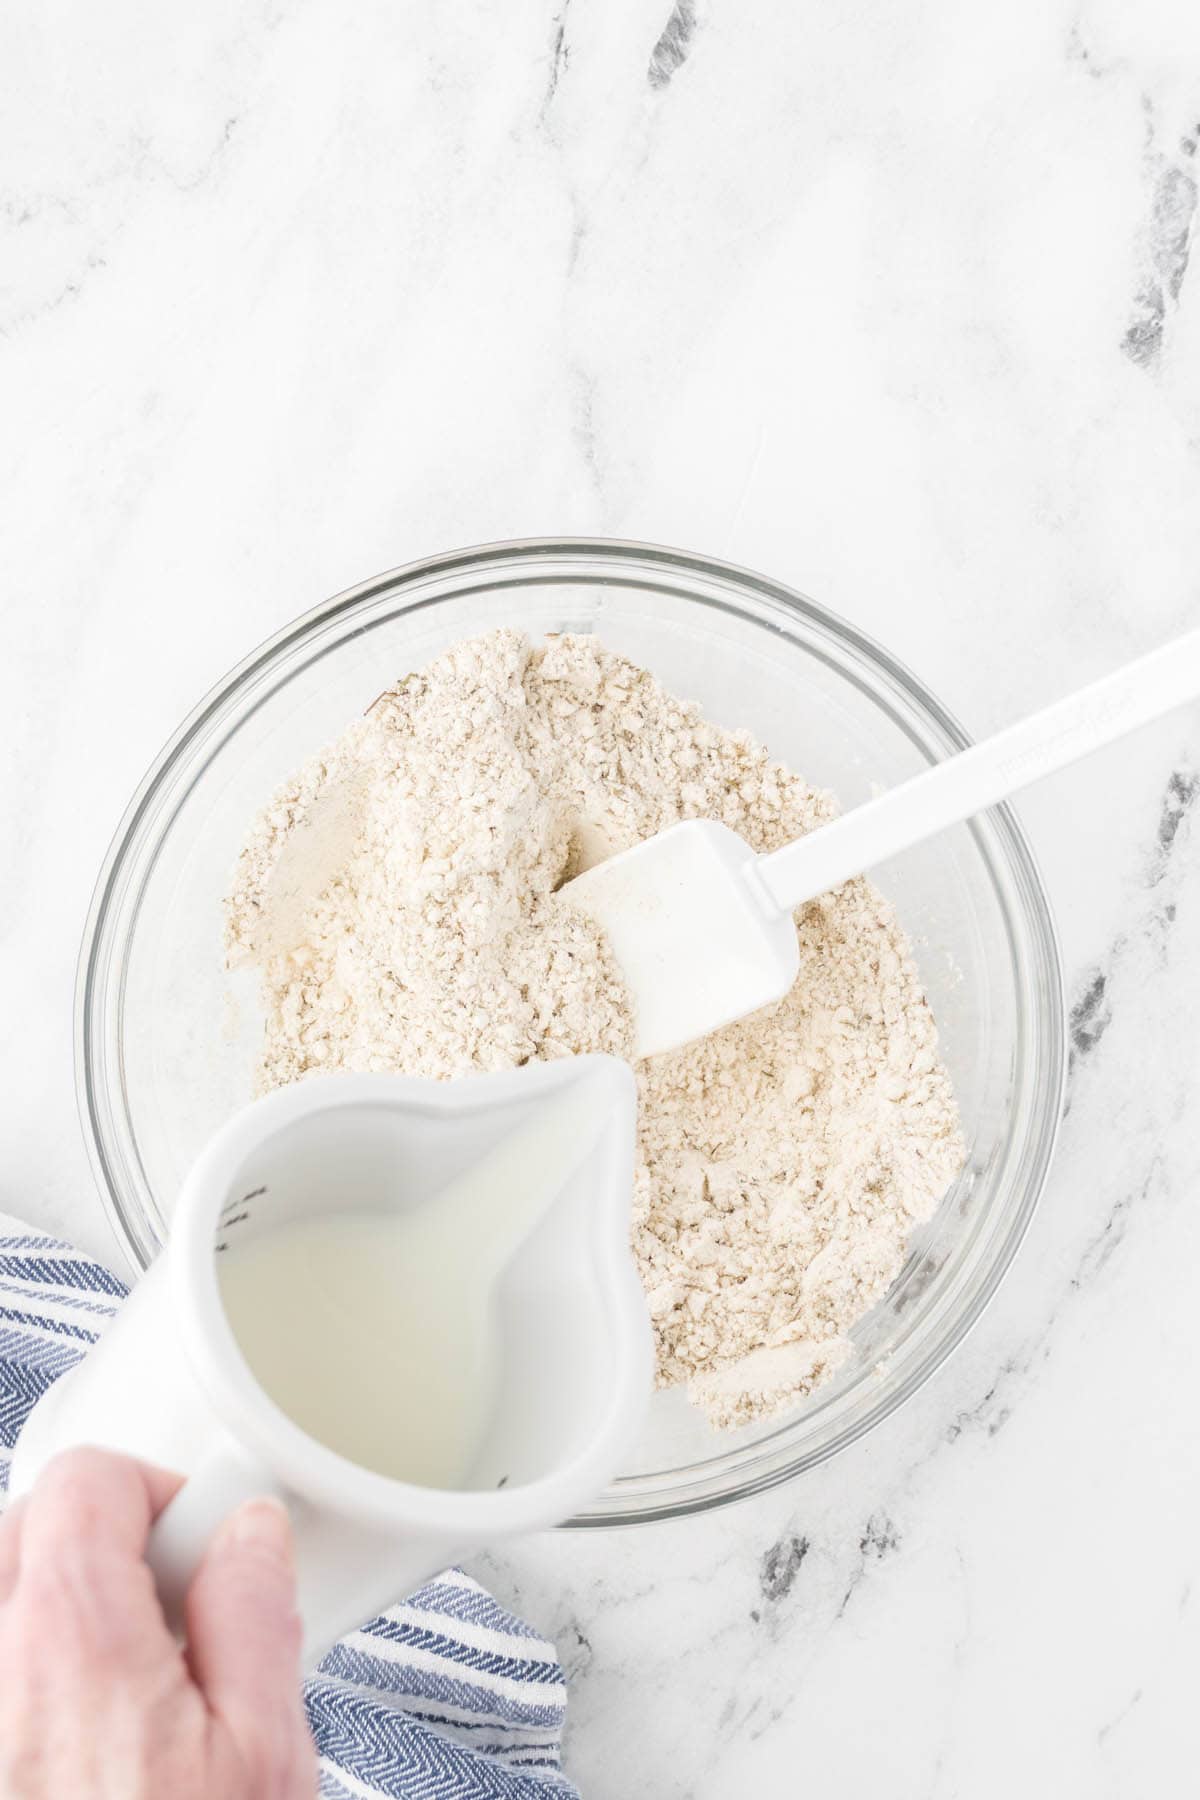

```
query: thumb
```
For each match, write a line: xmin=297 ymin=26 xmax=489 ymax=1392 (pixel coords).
xmin=185 ymin=1498 xmax=307 ymax=1755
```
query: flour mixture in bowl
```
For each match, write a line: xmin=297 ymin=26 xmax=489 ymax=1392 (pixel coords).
xmin=226 ymin=630 xmax=964 ymax=1429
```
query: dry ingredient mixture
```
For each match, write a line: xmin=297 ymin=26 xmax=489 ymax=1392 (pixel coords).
xmin=226 ymin=630 xmax=964 ymax=1429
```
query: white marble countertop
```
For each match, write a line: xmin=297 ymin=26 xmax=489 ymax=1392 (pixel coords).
xmin=3 ymin=1 xmax=1199 ymax=1792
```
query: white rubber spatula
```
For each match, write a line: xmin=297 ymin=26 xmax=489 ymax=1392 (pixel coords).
xmin=564 ymin=629 xmax=1200 ymax=1059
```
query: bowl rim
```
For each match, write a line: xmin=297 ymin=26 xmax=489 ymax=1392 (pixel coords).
xmin=75 ymin=535 xmax=1067 ymax=1522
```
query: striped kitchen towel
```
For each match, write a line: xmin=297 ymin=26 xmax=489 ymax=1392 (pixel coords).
xmin=0 ymin=1219 xmax=579 ymax=1800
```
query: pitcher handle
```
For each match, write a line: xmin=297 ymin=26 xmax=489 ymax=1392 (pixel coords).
xmin=146 ymin=1444 xmax=287 ymax=1634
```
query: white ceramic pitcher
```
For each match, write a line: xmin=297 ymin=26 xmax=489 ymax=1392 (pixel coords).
xmin=9 ymin=1057 xmax=651 ymax=1666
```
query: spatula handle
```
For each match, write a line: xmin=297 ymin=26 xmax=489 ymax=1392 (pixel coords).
xmin=757 ymin=628 xmax=1200 ymax=916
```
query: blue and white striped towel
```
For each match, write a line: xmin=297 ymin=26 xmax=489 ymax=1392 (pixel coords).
xmin=0 ymin=1219 xmax=580 ymax=1800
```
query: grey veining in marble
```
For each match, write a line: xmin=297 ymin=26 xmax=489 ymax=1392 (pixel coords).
xmin=2 ymin=1 xmax=1199 ymax=1793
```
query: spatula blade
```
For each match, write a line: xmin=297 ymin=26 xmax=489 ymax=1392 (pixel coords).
xmin=563 ymin=820 xmax=799 ymax=1058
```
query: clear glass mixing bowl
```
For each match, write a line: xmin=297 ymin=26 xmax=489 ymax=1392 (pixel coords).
xmin=78 ymin=539 xmax=1065 ymax=1525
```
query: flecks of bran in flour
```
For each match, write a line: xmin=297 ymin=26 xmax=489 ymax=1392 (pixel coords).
xmin=226 ymin=630 xmax=964 ymax=1429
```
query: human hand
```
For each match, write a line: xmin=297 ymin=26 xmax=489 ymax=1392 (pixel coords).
xmin=0 ymin=1448 xmax=317 ymax=1799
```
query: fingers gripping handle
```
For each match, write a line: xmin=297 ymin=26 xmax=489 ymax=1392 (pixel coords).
xmin=146 ymin=1446 xmax=287 ymax=1634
